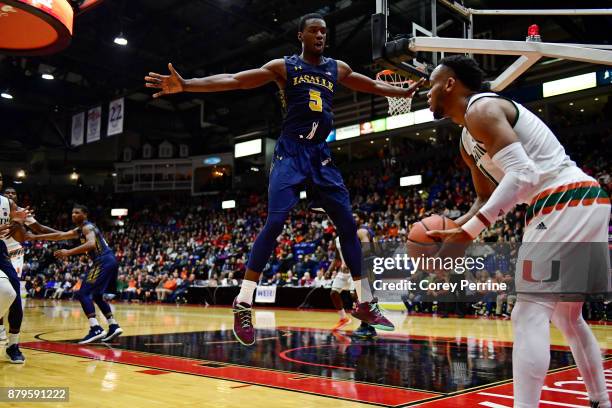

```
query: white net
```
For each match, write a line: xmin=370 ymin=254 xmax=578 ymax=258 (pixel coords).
xmin=376 ymin=70 xmax=414 ymax=116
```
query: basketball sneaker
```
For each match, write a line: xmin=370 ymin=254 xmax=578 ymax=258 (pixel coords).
xmin=351 ymin=298 xmax=394 ymax=331
xmin=232 ymin=299 xmax=255 ymax=346
xmin=353 ymin=322 xmax=377 ymax=339
xmin=102 ymin=324 xmax=123 ymax=342
xmin=332 ymin=316 xmax=351 ymax=331
xmin=6 ymin=344 xmax=25 ymax=364
xmin=78 ymin=325 xmax=107 ymax=344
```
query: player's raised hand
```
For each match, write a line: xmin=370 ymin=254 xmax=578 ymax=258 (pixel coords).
xmin=11 ymin=206 xmax=33 ymax=222
xmin=405 ymin=78 xmax=426 ymax=98
xmin=145 ymin=63 xmax=185 ymax=98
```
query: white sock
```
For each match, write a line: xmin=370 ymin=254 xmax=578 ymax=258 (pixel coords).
xmin=88 ymin=317 xmax=100 ymax=327
xmin=107 ymin=317 xmax=117 ymax=325
xmin=0 ymin=324 xmax=5 ymax=333
xmin=338 ymin=309 xmax=346 ymax=319
xmin=551 ymin=302 xmax=611 ymax=407
xmin=8 ymin=333 xmax=19 ymax=347
xmin=236 ymin=280 xmax=257 ymax=305
xmin=511 ymin=301 xmax=554 ymax=408
xmin=354 ymin=278 xmax=373 ymax=303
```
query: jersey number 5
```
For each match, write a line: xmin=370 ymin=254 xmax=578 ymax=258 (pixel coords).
xmin=309 ymin=89 xmax=322 ymax=112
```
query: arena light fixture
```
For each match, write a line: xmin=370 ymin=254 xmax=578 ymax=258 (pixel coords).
xmin=41 ymin=73 xmax=54 ymax=80
xmin=1 ymin=92 xmax=13 ymax=99
xmin=111 ymin=208 xmax=128 ymax=217
xmin=16 ymin=169 xmax=26 ymax=178
xmin=234 ymin=139 xmax=262 ymax=158
xmin=70 ymin=171 xmax=79 ymax=180
xmin=543 ymin=73 xmax=597 ymax=98
xmin=222 ymin=200 xmax=236 ymax=209
xmin=114 ymin=33 xmax=128 ymax=46
xmin=400 ymin=175 xmax=422 ymax=187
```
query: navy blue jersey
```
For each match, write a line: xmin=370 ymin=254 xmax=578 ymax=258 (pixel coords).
xmin=281 ymin=55 xmax=337 ymax=143
xmin=77 ymin=221 xmax=113 ymax=261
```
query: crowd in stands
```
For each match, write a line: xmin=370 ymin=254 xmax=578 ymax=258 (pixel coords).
xmin=12 ymin=112 xmax=612 ymax=321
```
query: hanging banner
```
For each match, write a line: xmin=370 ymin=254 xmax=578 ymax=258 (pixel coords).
xmin=86 ymin=106 xmax=101 ymax=142
xmin=107 ymin=97 xmax=124 ymax=136
xmin=71 ymin=112 xmax=84 ymax=146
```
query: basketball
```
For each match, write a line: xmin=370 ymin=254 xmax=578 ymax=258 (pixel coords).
xmin=407 ymin=214 xmax=458 ymax=257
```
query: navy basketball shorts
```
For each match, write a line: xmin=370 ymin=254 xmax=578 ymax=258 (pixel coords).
xmin=267 ymin=136 xmax=351 ymax=213
xmin=80 ymin=255 xmax=119 ymax=296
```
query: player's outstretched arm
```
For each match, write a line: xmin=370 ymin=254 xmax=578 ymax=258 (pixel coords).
xmin=454 ymin=144 xmax=496 ymax=226
xmin=337 ymin=60 xmax=424 ymax=98
xmin=27 ymin=229 xmax=78 ymax=242
xmin=145 ymin=60 xmax=284 ymax=98
xmin=54 ymin=225 xmax=95 ymax=259
xmin=28 ymin=223 xmax=61 ymax=234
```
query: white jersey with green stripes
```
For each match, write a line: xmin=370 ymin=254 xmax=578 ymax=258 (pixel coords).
xmin=460 ymin=92 xmax=585 ymax=198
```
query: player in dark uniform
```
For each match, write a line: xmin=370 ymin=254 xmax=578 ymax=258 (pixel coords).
xmin=145 ymin=13 xmax=423 ymax=345
xmin=27 ymin=205 xmax=123 ymax=344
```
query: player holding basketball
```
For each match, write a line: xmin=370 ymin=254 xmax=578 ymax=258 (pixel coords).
xmin=426 ymin=55 xmax=610 ymax=408
xmin=145 ymin=13 xmax=422 ymax=345
xmin=27 ymin=205 xmax=123 ymax=344
xmin=0 ymin=186 xmax=60 ymax=352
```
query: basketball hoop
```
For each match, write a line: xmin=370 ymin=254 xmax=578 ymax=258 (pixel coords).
xmin=376 ymin=69 xmax=415 ymax=116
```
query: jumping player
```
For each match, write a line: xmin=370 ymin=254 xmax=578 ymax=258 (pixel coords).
xmin=27 ymin=205 xmax=123 ymax=344
xmin=145 ymin=13 xmax=422 ymax=345
xmin=0 ymin=186 xmax=60 ymax=351
xmin=426 ymin=55 xmax=610 ymax=408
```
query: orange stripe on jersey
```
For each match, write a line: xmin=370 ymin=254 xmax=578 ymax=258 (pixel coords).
xmin=555 ymin=182 xmax=576 ymax=211
xmin=542 ymin=184 xmax=569 ymax=215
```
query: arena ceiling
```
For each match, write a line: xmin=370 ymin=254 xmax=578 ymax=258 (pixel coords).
xmin=0 ymin=0 xmax=610 ymax=162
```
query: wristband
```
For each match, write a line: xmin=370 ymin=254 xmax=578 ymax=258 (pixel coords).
xmin=461 ymin=212 xmax=490 ymax=238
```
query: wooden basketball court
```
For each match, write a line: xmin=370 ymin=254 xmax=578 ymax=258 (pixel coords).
xmin=2 ymin=299 xmax=610 ymax=407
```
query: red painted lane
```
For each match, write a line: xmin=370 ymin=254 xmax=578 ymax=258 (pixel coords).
xmin=21 ymin=341 xmax=438 ymax=407
xmin=417 ymin=360 xmax=612 ymax=407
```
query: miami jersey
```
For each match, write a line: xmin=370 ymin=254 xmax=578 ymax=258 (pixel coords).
xmin=281 ymin=55 xmax=337 ymax=143
xmin=461 ymin=92 xmax=579 ymax=199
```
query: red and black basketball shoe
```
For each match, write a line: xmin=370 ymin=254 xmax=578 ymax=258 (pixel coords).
xmin=351 ymin=298 xmax=395 ymax=331
xmin=232 ymin=299 xmax=255 ymax=346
